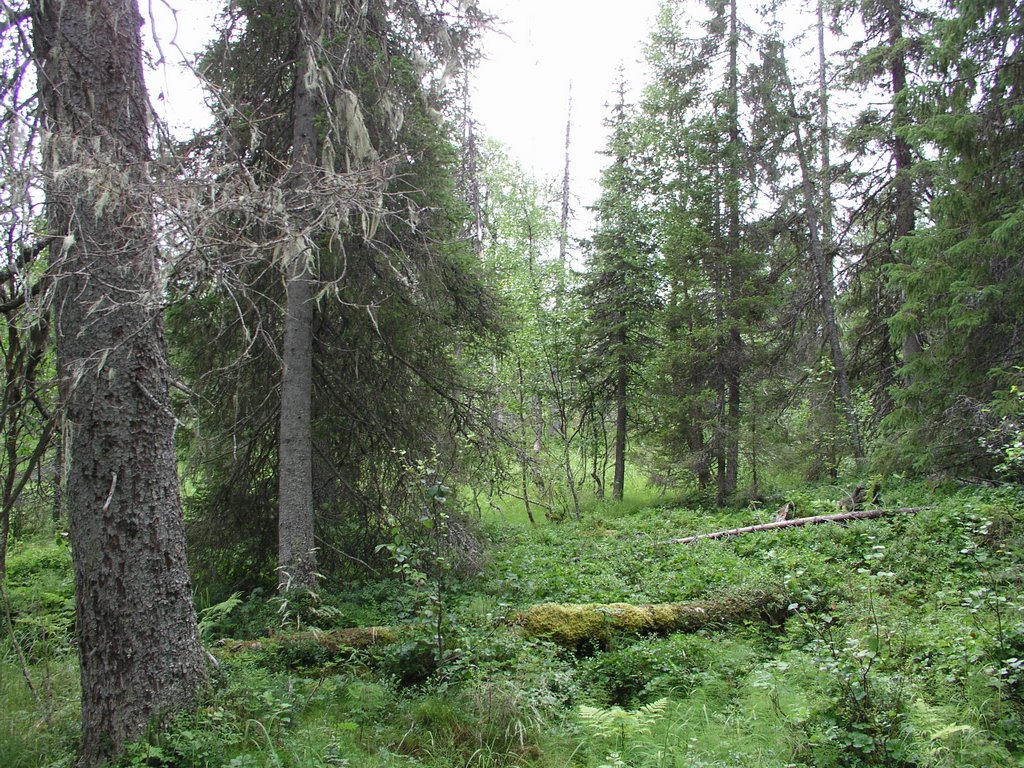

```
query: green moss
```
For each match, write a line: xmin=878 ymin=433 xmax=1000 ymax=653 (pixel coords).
xmin=520 ymin=590 xmax=789 ymax=648
xmin=520 ymin=603 xmax=611 ymax=646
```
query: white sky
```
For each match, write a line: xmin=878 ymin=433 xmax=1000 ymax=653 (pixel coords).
xmin=147 ymin=0 xmax=662 ymax=229
xmin=471 ymin=0 xmax=663 ymax=214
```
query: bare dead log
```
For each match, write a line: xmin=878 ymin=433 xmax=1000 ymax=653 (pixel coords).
xmin=670 ymin=506 xmax=929 ymax=545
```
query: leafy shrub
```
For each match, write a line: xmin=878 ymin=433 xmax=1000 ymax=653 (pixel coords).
xmin=373 ymin=634 xmax=440 ymax=687
xmin=580 ymin=633 xmax=759 ymax=707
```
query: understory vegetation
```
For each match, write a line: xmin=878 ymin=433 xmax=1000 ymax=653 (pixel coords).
xmin=4 ymin=478 xmax=1023 ymax=768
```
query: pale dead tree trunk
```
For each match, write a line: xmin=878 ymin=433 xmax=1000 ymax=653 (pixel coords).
xmin=559 ymin=408 xmax=582 ymax=519
xmin=31 ymin=0 xmax=206 ymax=763
xmin=558 ymin=85 xmax=573 ymax=296
xmin=278 ymin=0 xmax=325 ymax=591
xmin=515 ymin=360 xmax=537 ymax=526
xmin=555 ymin=86 xmax=581 ymax=518
xmin=459 ymin=70 xmax=485 ymax=258
xmin=780 ymin=48 xmax=865 ymax=461
xmin=670 ymin=507 xmax=927 ymax=544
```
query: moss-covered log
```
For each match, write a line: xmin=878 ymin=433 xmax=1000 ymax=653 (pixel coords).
xmin=217 ymin=625 xmax=401 ymax=655
xmin=515 ymin=588 xmax=789 ymax=648
xmin=215 ymin=590 xmax=790 ymax=658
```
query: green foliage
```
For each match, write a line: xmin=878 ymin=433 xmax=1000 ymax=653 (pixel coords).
xmin=981 ymin=378 xmax=1024 ymax=481
xmin=198 ymin=592 xmax=243 ymax=641
xmin=577 ymin=697 xmax=670 ymax=759
xmin=2 ymin=537 xmax=75 ymax=662
xmin=580 ymin=633 xmax=756 ymax=707
xmin=6 ymin=481 xmax=1024 ymax=768
xmin=880 ymin=0 xmax=1024 ymax=475
xmin=270 ymin=588 xmax=350 ymax=634
xmin=801 ymin=612 xmax=916 ymax=766
xmin=174 ymin=0 xmax=496 ymax=595
xmin=1 ymin=541 xmax=78 ymax=768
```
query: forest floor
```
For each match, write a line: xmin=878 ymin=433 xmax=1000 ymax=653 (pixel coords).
xmin=3 ymin=479 xmax=1024 ymax=767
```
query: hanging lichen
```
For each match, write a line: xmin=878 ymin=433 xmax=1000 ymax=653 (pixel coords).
xmin=335 ymin=88 xmax=378 ymax=172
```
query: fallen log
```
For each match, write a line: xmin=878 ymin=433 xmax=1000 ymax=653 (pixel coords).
xmin=214 ymin=589 xmax=791 ymax=658
xmin=670 ymin=506 xmax=928 ymax=545
xmin=516 ymin=587 xmax=790 ymax=649
xmin=216 ymin=625 xmax=401 ymax=655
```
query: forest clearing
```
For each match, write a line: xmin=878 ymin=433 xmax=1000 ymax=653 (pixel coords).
xmin=1 ymin=0 xmax=1023 ymax=765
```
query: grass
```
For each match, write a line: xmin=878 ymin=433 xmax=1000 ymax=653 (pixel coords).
xmin=3 ymin=480 xmax=1024 ymax=767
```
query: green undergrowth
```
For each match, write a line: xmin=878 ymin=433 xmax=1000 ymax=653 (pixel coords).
xmin=3 ymin=481 xmax=1024 ymax=767
xmin=1 ymin=535 xmax=79 ymax=768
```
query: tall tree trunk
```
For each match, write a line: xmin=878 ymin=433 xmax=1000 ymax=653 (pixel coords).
xmin=612 ymin=331 xmax=628 ymax=502
xmin=278 ymin=253 xmax=317 ymax=589
xmin=714 ymin=374 xmax=727 ymax=507
xmin=781 ymin=49 xmax=865 ymax=461
xmin=816 ymin=0 xmax=834 ymax=251
xmin=810 ymin=0 xmax=842 ymax=475
xmin=31 ymin=0 xmax=206 ymax=763
xmin=561 ymin=424 xmax=582 ymax=519
xmin=725 ymin=348 xmax=741 ymax=495
xmin=687 ymin=424 xmax=712 ymax=490
xmin=277 ymin=1 xmax=323 ymax=590
xmin=460 ymin=72 xmax=485 ymax=258
xmin=888 ymin=2 xmax=921 ymax=367
xmin=723 ymin=0 xmax=742 ymax=498
xmin=590 ymin=413 xmax=608 ymax=500
xmin=515 ymin=361 xmax=537 ymax=526
xmin=712 ymin=192 xmax=728 ymax=507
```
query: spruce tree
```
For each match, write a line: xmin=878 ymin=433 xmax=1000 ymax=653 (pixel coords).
xmin=581 ymin=81 xmax=660 ymax=502
xmin=884 ymin=0 xmax=1024 ymax=473
xmin=173 ymin=0 xmax=495 ymax=589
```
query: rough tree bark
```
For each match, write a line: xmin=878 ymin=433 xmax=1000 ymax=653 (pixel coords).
xmin=31 ymin=0 xmax=206 ymax=763
xmin=277 ymin=0 xmax=324 ymax=590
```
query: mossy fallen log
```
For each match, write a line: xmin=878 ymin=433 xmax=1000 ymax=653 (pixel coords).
xmin=515 ymin=588 xmax=789 ymax=649
xmin=215 ymin=590 xmax=790 ymax=657
xmin=670 ymin=506 xmax=928 ymax=545
xmin=216 ymin=625 xmax=401 ymax=654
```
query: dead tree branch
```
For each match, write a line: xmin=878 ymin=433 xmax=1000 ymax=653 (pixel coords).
xmin=669 ymin=506 xmax=930 ymax=544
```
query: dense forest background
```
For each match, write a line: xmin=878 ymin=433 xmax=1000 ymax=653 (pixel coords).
xmin=1 ymin=0 xmax=1023 ymax=765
